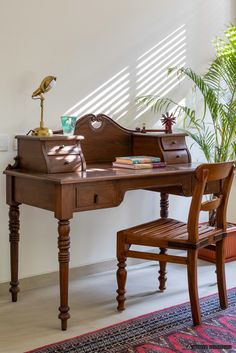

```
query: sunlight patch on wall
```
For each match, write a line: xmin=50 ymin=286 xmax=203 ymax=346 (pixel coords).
xmin=135 ymin=25 xmax=186 ymax=120
xmin=64 ymin=67 xmax=130 ymax=119
xmin=64 ymin=25 xmax=187 ymax=126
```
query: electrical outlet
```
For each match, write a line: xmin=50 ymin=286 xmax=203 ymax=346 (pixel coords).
xmin=0 ymin=134 xmax=9 ymax=151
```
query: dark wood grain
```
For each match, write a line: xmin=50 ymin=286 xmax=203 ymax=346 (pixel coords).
xmin=16 ymin=135 xmax=85 ymax=173
xmin=215 ymin=238 xmax=227 ymax=309
xmin=158 ymin=247 xmax=167 ymax=291
xmin=58 ymin=220 xmax=71 ymax=330
xmin=5 ymin=114 xmax=225 ymax=330
xmin=74 ymin=114 xmax=191 ymax=165
xmin=9 ymin=204 xmax=20 ymax=302
xmin=116 ymin=162 xmax=234 ymax=326
xmin=74 ymin=114 xmax=133 ymax=163
xmin=5 ymin=170 xmax=196 ymax=329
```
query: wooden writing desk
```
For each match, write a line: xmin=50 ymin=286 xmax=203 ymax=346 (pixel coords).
xmin=4 ymin=114 xmax=217 ymax=330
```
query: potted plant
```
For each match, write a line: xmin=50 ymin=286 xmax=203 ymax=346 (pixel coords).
xmin=136 ymin=23 xmax=236 ymax=262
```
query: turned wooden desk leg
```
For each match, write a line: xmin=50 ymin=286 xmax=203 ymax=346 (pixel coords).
xmin=9 ymin=204 xmax=20 ymax=302
xmin=58 ymin=220 xmax=71 ymax=331
xmin=158 ymin=192 xmax=169 ymax=291
xmin=160 ymin=192 xmax=169 ymax=218
xmin=158 ymin=248 xmax=167 ymax=291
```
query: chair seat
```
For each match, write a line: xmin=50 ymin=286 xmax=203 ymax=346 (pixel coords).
xmin=120 ymin=218 xmax=225 ymax=250
xmin=116 ymin=163 xmax=234 ymax=326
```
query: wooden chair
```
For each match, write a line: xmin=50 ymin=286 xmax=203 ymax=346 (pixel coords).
xmin=116 ymin=162 xmax=234 ymax=325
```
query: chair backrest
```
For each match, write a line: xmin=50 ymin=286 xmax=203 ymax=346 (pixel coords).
xmin=187 ymin=162 xmax=234 ymax=242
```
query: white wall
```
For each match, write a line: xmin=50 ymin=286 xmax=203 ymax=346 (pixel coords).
xmin=0 ymin=0 xmax=234 ymax=282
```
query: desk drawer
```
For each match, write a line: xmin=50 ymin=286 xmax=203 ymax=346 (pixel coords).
xmin=48 ymin=154 xmax=82 ymax=173
xmin=76 ymin=182 xmax=118 ymax=210
xmin=161 ymin=136 xmax=187 ymax=150
xmin=45 ymin=141 xmax=81 ymax=155
xmin=164 ymin=150 xmax=189 ymax=164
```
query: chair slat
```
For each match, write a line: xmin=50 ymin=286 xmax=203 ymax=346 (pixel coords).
xmin=116 ymin=161 xmax=234 ymax=326
xmin=201 ymin=197 xmax=222 ymax=211
xmin=131 ymin=218 xmax=172 ymax=234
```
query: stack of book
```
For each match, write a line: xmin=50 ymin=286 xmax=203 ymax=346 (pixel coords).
xmin=112 ymin=156 xmax=166 ymax=169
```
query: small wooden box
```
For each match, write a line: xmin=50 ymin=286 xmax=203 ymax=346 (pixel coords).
xmin=16 ymin=135 xmax=86 ymax=173
xmin=198 ymin=223 xmax=236 ymax=263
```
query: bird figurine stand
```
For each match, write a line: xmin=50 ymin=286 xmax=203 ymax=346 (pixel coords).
xmin=31 ymin=76 xmax=56 ymax=137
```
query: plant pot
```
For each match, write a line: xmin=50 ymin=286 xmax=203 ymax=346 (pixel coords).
xmin=198 ymin=223 xmax=236 ymax=263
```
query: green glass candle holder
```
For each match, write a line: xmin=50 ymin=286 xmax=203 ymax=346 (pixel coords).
xmin=61 ymin=116 xmax=77 ymax=136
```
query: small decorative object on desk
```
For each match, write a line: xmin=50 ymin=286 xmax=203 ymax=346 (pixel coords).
xmin=61 ymin=116 xmax=77 ymax=136
xmin=31 ymin=75 xmax=57 ymax=137
xmin=136 ymin=112 xmax=176 ymax=134
xmin=112 ymin=156 xmax=166 ymax=169
xmin=161 ymin=112 xmax=176 ymax=133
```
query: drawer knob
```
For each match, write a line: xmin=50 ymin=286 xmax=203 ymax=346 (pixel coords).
xmin=58 ymin=145 xmax=65 ymax=150
xmin=176 ymin=155 xmax=180 ymax=158
xmin=64 ymin=161 xmax=70 ymax=165
xmin=94 ymin=194 xmax=98 ymax=204
xmin=171 ymin=141 xmax=177 ymax=145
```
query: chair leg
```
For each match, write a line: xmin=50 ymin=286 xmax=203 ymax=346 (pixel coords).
xmin=116 ymin=234 xmax=128 ymax=311
xmin=187 ymin=249 xmax=201 ymax=325
xmin=158 ymin=248 xmax=167 ymax=291
xmin=215 ymin=238 xmax=228 ymax=309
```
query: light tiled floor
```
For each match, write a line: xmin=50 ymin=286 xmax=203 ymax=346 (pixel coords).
xmin=0 ymin=259 xmax=235 ymax=353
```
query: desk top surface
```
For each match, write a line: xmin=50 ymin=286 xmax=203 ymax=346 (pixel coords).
xmin=5 ymin=163 xmax=200 ymax=184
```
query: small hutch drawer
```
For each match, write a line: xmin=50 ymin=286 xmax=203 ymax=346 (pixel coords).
xmin=48 ymin=154 xmax=83 ymax=173
xmin=46 ymin=142 xmax=81 ymax=155
xmin=161 ymin=136 xmax=187 ymax=150
xmin=16 ymin=135 xmax=86 ymax=173
xmin=164 ymin=150 xmax=189 ymax=164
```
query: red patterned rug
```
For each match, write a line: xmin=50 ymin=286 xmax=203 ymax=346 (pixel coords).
xmin=26 ymin=288 xmax=236 ymax=353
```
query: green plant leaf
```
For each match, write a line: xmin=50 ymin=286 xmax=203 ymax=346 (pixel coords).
xmin=136 ymin=23 xmax=236 ymax=163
